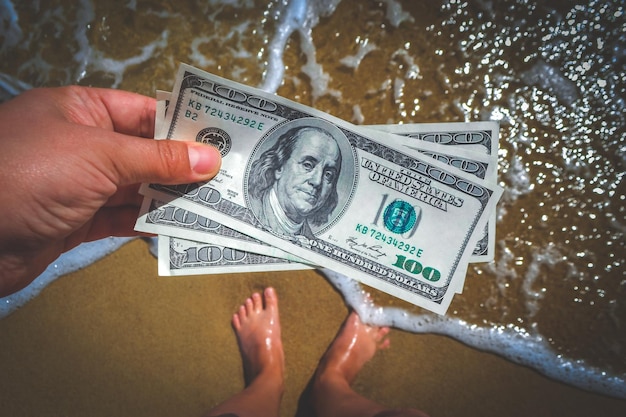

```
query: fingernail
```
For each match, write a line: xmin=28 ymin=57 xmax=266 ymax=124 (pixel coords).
xmin=188 ymin=144 xmax=221 ymax=175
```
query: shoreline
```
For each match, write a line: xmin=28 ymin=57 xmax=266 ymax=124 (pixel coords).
xmin=0 ymin=239 xmax=623 ymax=416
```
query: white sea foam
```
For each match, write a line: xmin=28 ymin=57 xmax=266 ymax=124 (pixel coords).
xmin=73 ymin=0 xmax=95 ymax=83
xmin=259 ymin=0 xmax=341 ymax=99
xmin=190 ymin=36 xmax=218 ymax=69
xmin=352 ymin=104 xmax=365 ymax=124
xmin=0 ymin=238 xmax=134 ymax=319
xmin=0 ymin=0 xmax=22 ymax=53
xmin=339 ymin=39 xmax=377 ymax=70
xmin=260 ymin=0 xmax=308 ymax=93
xmin=322 ymin=268 xmax=626 ymax=399
xmin=90 ymin=31 xmax=169 ymax=88
xmin=0 ymin=73 xmax=31 ymax=101
xmin=382 ymin=0 xmax=415 ymax=28
xmin=521 ymin=244 xmax=561 ymax=317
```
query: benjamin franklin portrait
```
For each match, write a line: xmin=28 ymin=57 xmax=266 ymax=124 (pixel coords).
xmin=246 ymin=118 xmax=355 ymax=240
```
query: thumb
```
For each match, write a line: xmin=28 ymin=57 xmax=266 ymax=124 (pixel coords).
xmin=107 ymin=136 xmax=222 ymax=186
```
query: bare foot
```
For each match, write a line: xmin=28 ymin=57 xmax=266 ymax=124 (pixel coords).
xmin=206 ymin=288 xmax=284 ymax=417
xmin=304 ymin=312 xmax=429 ymax=417
xmin=316 ymin=311 xmax=390 ymax=385
xmin=232 ymin=287 xmax=284 ymax=388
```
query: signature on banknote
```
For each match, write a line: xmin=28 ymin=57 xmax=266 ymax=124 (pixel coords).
xmin=346 ymin=236 xmax=387 ymax=259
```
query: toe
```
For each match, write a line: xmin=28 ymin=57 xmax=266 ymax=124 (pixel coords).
xmin=379 ymin=337 xmax=391 ymax=350
xmin=264 ymin=287 xmax=278 ymax=311
xmin=377 ymin=327 xmax=390 ymax=340
xmin=232 ymin=313 xmax=242 ymax=330
xmin=245 ymin=297 xmax=254 ymax=316
xmin=237 ymin=304 xmax=247 ymax=322
xmin=252 ymin=292 xmax=263 ymax=312
xmin=375 ymin=327 xmax=391 ymax=349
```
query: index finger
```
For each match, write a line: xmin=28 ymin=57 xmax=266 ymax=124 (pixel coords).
xmin=83 ymin=87 xmax=157 ymax=138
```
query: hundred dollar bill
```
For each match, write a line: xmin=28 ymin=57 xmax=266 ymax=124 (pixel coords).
xmin=149 ymin=86 xmax=496 ymax=296
xmin=159 ymin=235 xmax=310 ymax=276
xmin=139 ymin=64 xmax=503 ymax=314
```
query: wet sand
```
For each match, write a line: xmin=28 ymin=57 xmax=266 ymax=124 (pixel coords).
xmin=0 ymin=239 xmax=624 ymax=416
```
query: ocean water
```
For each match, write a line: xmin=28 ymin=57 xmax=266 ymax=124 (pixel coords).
xmin=1 ymin=0 xmax=624 ymax=399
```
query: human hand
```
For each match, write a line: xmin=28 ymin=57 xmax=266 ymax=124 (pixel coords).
xmin=0 ymin=86 xmax=222 ymax=296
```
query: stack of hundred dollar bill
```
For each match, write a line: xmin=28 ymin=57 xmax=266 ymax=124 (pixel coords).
xmin=135 ymin=63 xmax=503 ymax=315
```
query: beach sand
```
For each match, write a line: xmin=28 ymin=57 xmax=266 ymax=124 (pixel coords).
xmin=0 ymin=239 xmax=624 ymax=416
